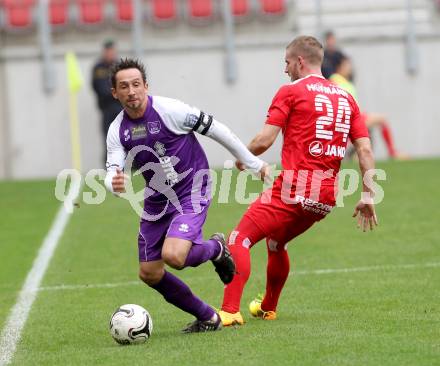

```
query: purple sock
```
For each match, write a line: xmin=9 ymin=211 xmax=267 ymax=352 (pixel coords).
xmin=184 ymin=239 xmax=221 ymax=268
xmin=151 ymin=271 xmax=214 ymax=321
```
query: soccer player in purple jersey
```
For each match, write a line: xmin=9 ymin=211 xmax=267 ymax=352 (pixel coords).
xmin=104 ymin=58 xmax=268 ymax=333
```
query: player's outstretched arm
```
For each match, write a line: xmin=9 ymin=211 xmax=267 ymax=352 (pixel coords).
xmin=156 ymin=97 xmax=269 ymax=181
xmin=352 ymin=137 xmax=378 ymax=231
xmin=247 ymin=124 xmax=281 ymax=156
xmin=203 ymin=119 xmax=269 ymax=181
xmin=235 ymin=124 xmax=280 ymax=183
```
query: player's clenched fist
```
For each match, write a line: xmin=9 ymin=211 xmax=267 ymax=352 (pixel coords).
xmin=236 ymin=160 xmax=272 ymax=184
xmin=112 ymin=169 xmax=127 ymax=193
xmin=259 ymin=163 xmax=272 ymax=185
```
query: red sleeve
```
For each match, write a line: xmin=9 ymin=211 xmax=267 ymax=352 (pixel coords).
xmin=265 ymin=85 xmax=293 ymax=129
xmin=349 ymin=98 xmax=369 ymax=142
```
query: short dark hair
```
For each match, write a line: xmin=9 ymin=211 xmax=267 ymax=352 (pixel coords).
xmin=286 ymin=36 xmax=324 ymax=66
xmin=110 ymin=58 xmax=147 ymax=88
xmin=103 ymin=39 xmax=115 ymax=49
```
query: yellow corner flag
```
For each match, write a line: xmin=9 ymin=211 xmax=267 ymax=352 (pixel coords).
xmin=65 ymin=51 xmax=83 ymax=93
xmin=65 ymin=52 xmax=83 ymax=171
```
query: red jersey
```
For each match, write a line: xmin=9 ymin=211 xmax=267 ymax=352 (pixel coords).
xmin=266 ymin=74 xmax=369 ymax=205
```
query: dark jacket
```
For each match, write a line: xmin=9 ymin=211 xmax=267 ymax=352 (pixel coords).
xmin=91 ymin=60 xmax=121 ymax=115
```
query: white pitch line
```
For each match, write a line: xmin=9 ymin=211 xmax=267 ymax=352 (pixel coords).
xmin=39 ymin=281 xmax=140 ymax=291
xmin=0 ymin=179 xmax=81 ymax=366
xmin=294 ymin=261 xmax=440 ymax=276
xmin=37 ymin=261 xmax=440 ymax=293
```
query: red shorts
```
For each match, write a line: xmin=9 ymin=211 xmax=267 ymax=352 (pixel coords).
xmin=241 ymin=186 xmax=334 ymax=247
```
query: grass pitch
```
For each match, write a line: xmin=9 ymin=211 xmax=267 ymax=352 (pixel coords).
xmin=1 ymin=159 xmax=439 ymax=366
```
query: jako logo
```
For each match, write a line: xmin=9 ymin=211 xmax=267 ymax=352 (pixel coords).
xmin=309 ymin=141 xmax=323 ymax=157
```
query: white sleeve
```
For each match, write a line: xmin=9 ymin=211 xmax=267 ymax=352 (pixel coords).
xmin=152 ymin=96 xmax=200 ymax=135
xmin=204 ymin=120 xmax=264 ymax=174
xmin=104 ymin=116 xmax=127 ymax=193
xmin=153 ymin=96 xmax=264 ymax=173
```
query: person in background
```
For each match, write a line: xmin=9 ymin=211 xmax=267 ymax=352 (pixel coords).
xmin=92 ymin=40 xmax=122 ymax=164
xmin=330 ymin=54 xmax=408 ymax=159
xmin=322 ymin=30 xmax=345 ymax=79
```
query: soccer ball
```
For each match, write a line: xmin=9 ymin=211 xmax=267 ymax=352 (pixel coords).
xmin=109 ymin=304 xmax=153 ymax=345
xmin=249 ymin=299 xmax=261 ymax=317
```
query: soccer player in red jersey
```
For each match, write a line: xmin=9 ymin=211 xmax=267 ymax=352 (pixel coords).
xmin=219 ymin=36 xmax=378 ymax=326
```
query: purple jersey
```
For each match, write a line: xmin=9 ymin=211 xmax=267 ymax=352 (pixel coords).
xmin=107 ymin=96 xmax=212 ymax=217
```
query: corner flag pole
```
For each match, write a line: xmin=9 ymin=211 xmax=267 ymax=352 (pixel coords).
xmin=65 ymin=52 xmax=83 ymax=172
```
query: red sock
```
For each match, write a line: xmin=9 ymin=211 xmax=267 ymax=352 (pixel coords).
xmin=221 ymin=236 xmax=250 ymax=313
xmin=261 ymin=239 xmax=290 ymax=312
xmin=221 ymin=216 xmax=265 ymax=313
xmin=381 ymin=123 xmax=397 ymax=157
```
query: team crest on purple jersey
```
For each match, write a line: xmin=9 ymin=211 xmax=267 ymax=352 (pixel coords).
xmin=148 ymin=121 xmax=161 ymax=134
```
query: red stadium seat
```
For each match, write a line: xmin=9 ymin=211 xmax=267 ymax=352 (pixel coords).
xmin=2 ymin=0 xmax=35 ymax=29
xmin=76 ymin=0 xmax=105 ymax=25
xmin=260 ymin=0 xmax=286 ymax=15
xmin=114 ymin=0 xmax=133 ymax=23
xmin=188 ymin=0 xmax=213 ymax=19
xmin=49 ymin=0 xmax=70 ymax=26
xmin=151 ymin=0 xmax=177 ymax=21
xmin=232 ymin=0 xmax=250 ymax=17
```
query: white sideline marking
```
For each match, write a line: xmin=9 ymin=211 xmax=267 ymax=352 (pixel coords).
xmin=37 ymin=261 xmax=440 ymax=293
xmin=39 ymin=281 xmax=140 ymax=291
xmin=0 ymin=179 xmax=81 ymax=366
